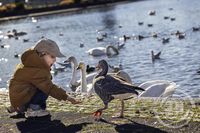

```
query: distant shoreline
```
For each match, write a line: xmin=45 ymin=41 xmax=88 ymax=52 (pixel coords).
xmin=0 ymin=1 xmax=131 ymax=22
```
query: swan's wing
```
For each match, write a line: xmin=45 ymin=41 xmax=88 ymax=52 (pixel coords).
xmin=139 ymin=80 xmax=171 ymax=90
xmin=86 ymin=47 xmax=106 ymax=56
xmin=114 ymin=70 xmax=132 ymax=84
xmin=139 ymin=83 xmax=169 ymax=97
xmin=86 ymin=72 xmax=97 ymax=83
xmin=77 ymin=72 xmax=97 ymax=85
xmin=161 ymin=82 xmax=177 ymax=97
xmin=86 ymin=83 xmax=94 ymax=95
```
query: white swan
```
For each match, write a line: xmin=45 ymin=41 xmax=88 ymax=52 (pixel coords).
xmin=86 ymin=45 xmax=119 ymax=57
xmin=76 ymin=62 xmax=93 ymax=95
xmin=64 ymin=56 xmax=79 ymax=91
xmin=138 ymin=80 xmax=177 ymax=97
xmin=65 ymin=56 xmax=97 ymax=91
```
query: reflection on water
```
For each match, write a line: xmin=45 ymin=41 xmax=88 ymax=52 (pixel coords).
xmin=0 ymin=0 xmax=200 ymax=98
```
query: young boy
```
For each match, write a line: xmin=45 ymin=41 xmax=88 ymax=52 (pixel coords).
xmin=7 ymin=38 xmax=81 ymax=118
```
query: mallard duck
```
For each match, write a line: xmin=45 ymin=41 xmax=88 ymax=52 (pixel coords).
xmin=93 ymin=60 xmax=144 ymax=119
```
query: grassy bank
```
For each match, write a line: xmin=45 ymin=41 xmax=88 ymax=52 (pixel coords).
xmin=0 ymin=92 xmax=199 ymax=133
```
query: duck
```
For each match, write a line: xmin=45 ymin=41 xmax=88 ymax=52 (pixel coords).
xmin=170 ymin=18 xmax=176 ymax=21
xmin=14 ymin=52 xmax=21 ymax=58
xmin=148 ymin=10 xmax=156 ymax=16
xmin=138 ymin=22 xmax=144 ymax=25
xmin=86 ymin=64 xmax=96 ymax=74
xmin=56 ymin=61 xmax=71 ymax=68
xmin=162 ymin=37 xmax=170 ymax=44
xmin=147 ymin=24 xmax=153 ymax=27
xmin=164 ymin=16 xmax=170 ymax=20
xmin=96 ymin=36 xmax=104 ymax=42
xmin=51 ymin=64 xmax=66 ymax=75
xmin=23 ymin=39 xmax=29 ymax=42
xmin=152 ymin=32 xmax=158 ymax=38
xmin=80 ymin=43 xmax=84 ymax=48
xmin=192 ymin=27 xmax=200 ymax=32
xmin=86 ymin=45 xmax=119 ymax=57
xmin=136 ymin=35 xmax=145 ymax=41
xmin=92 ymin=60 xmax=144 ymax=119
xmin=151 ymin=50 xmax=161 ymax=62
xmin=12 ymin=29 xmax=27 ymax=36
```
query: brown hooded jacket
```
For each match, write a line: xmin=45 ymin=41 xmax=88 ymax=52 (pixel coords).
xmin=9 ymin=49 xmax=68 ymax=110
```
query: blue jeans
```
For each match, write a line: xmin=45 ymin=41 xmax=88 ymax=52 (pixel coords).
xmin=27 ymin=89 xmax=48 ymax=110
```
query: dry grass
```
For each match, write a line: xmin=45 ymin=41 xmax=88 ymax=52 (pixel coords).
xmin=0 ymin=92 xmax=199 ymax=133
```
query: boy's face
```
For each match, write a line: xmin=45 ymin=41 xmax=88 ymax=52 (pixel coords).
xmin=43 ymin=53 xmax=56 ymax=67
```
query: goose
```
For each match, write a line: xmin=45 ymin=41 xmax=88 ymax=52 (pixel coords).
xmin=138 ymin=80 xmax=177 ymax=97
xmin=93 ymin=60 xmax=144 ymax=119
xmin=151 ymin=50 xmax=161 ymax=62
xmin=86 ymin=45 xmax=119 ymax=57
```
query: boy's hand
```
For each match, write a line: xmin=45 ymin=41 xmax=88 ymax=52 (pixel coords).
xmin=67 ymin=96 xmax=82 ymax=104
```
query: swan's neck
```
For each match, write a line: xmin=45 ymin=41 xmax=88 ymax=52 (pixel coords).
xmin=70 ymin=61 xmax=78 ymax=85
xmin=80 ymin=66 xmax=87 ymax=92
xmin=106 ymin=45 xmax=119 ymax=56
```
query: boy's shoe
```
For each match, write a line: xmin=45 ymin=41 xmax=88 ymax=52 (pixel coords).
xmin=6 ymin=106 xmax=15 ymax=113
xmin=10 ymin=113 xmax=25 ymax=119
xmin=25 ymin=108 xmax=50 ymax=118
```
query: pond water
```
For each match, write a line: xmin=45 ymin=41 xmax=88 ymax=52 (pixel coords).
xmin=0 ymin=0 xmax=200 ymax=98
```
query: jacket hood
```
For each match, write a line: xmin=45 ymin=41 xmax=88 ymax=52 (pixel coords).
xmin=21 ymin=49 xmax=49 ymax=69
